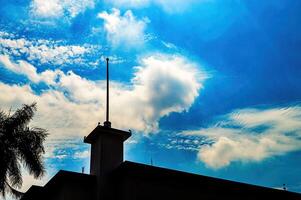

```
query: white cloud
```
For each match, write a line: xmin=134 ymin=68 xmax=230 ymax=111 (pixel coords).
xmin=162 ymin=41 xmax=177 ymax=49
xmin=103 ymin=54 xmax=204 ymax=132
xmin=184 ymin=106 xmax=301 ymax=169
xmin=158 ymin=136 xmax=205 ymax=151
xmin=44 ymin=139 xmax=83 ymax=159
xmin=100 ymin=55 xmax=126 ymax=64
xmin=0 ymin=53 xmax=205 ymax=137
xmin=0 ymin=31 xmax=13 ymax=38
xmin=18 ymin=138 xmax=89 ymax=193
xmin=0 ymin=82 xmax=101 ymax=140
xmin=107 ymin=0 xmax=201 ymax=13
xmin=0 ymin=53 xmax=205 ymax=193
xmin=0 ymin=32 xmax=99 ymax=66
xmin=131 ymin=54 xmax=203 ymax=122
xmin=155 ymin=0 xmax=199 ymax=13
xmin=98 ymin=9 xmax=149 ymax=48
xmin=30 ymin=0 xmax=95 ymax=19
xmin=74 ymin=150 xmax=90 ymax=159
xmin=30 ymin=0 xmax=63 ymax=18
xmin=20 ymin=171 xmax=50 ymax=193
xmin=106 ymin=0 xmax=150 ymax=8
xmin=0 ymin=54 xmax=62 ymax=84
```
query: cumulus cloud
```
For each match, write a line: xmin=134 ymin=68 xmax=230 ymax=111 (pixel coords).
xmin=0 ymin=53 xmax=205 ymax=138
xmin=0 ymin=83 xmax=100 ymax=140
xmin=108 ymin=54 xmax=204 ymax=131
xmin=98 ymin=9 xmax=149 ymax=48
xmin=30 ymin=0 xmax=95 ymax=19
xmin=131 ymin=54 xmax=202 ymax=122
xmin=0 ymin=54 xmax=205 ymax=192
xmin=0 ymin=32 xmax=99 ymax=66
xmin=184 ymin=106 xmax=301 ymax=169
xmin=0 ymin=52 xmax=205 ymax=193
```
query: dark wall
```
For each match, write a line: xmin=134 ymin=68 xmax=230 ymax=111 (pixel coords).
xmin=45 ymin=175 xmax=96 ymax=200
xmin=22 ymin=164 xmax=301 ymax=200
xmin=107 ymin=163 xmax=301 ymax=200
xmin=22 ymin=172 xmax=96 ymax=200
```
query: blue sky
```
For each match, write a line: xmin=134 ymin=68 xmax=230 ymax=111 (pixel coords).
xmin=1 ymin=0 xmax=301 ymax=195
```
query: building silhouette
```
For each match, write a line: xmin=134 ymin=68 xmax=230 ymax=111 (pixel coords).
xmin=21 ymin=59 xmax=301 ymax=200
xmin=21 ymin=123 xmax=301 ymax=200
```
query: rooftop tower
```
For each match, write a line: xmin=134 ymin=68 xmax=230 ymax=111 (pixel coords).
xmin=84 ymin=58 xmax=131 ymax=199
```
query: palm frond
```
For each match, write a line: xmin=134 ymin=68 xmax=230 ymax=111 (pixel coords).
xmin=0 ymin=110 xmax=7 ymax=123
xmin=0 ymin=142 xmax=11 ymax=194
xmin=4 ymin=181 xmax=23 ymax=199
xmin=5 ymin=103 xmax=37 ymax=133
xmin=17 ymin=127 xmax=48 ymax=178
xmin=8 ymin=155 xmax=22 ymax=188
xmin=0 ymin=103 xmax=47 ymax=199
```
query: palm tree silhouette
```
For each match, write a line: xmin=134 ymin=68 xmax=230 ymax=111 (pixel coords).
xmin=0 ymin=103 xmax=48 ymax=199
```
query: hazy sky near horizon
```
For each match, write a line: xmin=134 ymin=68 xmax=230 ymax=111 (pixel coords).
xmin=1 ymin=0 xmax=301 ymax=196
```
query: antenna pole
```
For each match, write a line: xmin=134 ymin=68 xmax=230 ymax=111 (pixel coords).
xmin=106 ymin=57 xmax=109 ymax=122
xmin=104 ymin=58 xmax=111 ymax=128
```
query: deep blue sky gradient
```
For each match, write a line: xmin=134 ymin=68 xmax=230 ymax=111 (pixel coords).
xmin=1 ymin=0 xmax=301 ymax=194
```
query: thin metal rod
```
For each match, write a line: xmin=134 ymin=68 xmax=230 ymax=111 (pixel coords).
xmin=106 ymin=58 xmax=109 ymax=123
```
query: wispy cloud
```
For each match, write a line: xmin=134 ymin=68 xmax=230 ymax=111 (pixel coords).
xmin=106 ymin=0 xmax=201 ymax=13
xmin=106 ymin=0 xmax=149 ymax=8
xmin=44 ymin=138 xmax=89 ymax=159
xmin=73 ymin=150 xmax=90 ymax=159
xmin=20 ymin=138 xmax=89 ymax=192
xmin=183 ymin=106 xmax=301 ymax=169
xmin=0 ymin=31 xmax=100 ymax=67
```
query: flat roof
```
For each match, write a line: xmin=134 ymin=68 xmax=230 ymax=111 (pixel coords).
xmin=84 ymin=125 xmax=131 ymax=144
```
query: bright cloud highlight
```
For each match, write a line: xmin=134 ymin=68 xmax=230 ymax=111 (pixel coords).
xmin=98 ymin=9 xmax=149 ymax=48
xmin=30 ymin=0 xmax=95 ymax=19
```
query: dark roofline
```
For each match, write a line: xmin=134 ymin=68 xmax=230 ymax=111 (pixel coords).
xmin=84 ymin=125 xmax=131 ymax=144
xmin=21 ymin=185 xmax=44 ymax=200
xmin=117 ymin=161 xmax=300 ymax=195
xmin=23 ymin=170 xmax=95 ymax=195
xmin=21 ymin=170 xmax=96 ymax=200
xmin=44 ymin=170 xmax=95 ymax=189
